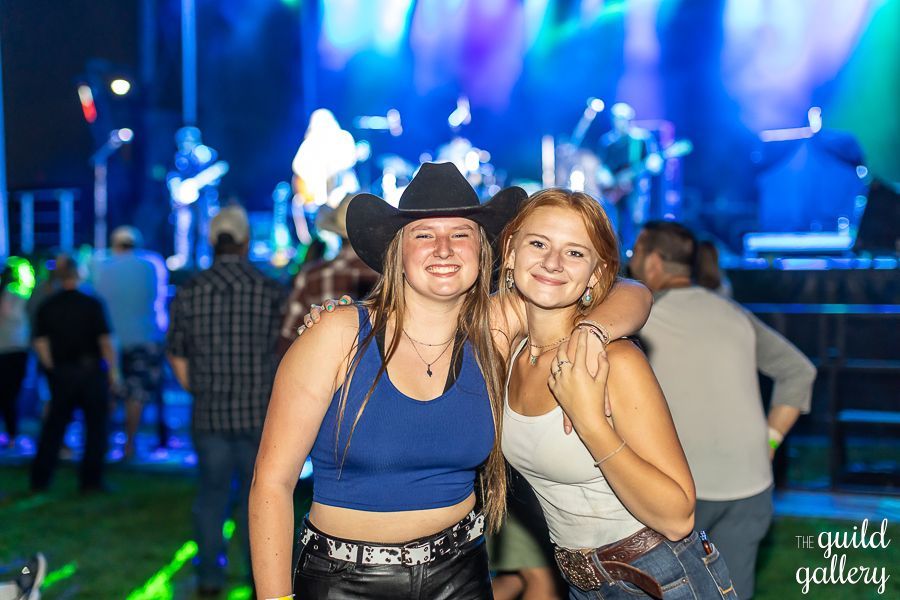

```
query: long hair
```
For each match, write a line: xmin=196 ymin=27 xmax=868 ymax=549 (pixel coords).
xmin=334 ymin=224 xmax=508 ymax=531
xmin=497 ymin=188 xmax=620 ymax=324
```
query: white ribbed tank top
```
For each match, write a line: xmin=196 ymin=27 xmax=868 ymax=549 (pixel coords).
xmin=502 ymin=338 xmax=644 ymax=549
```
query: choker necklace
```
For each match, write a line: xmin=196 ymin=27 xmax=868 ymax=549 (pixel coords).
xmin=403 ymin=329 xmax=454 ymax=377
xmin=528 ymin=336 xmax=570 ymax=366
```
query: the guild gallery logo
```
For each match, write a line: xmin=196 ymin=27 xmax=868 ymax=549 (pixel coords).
xmin=795 ymin=518 xmax=890 ymax=595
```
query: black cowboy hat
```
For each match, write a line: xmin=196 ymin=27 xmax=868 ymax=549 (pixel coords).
xmin=347 ymin=162 xmax=526 ymax=272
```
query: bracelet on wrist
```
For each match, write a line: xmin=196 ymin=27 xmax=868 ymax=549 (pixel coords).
xmin=576 ymin=320 xmax=611 ymax=346
xmin=593 ymin=440 xmax=627 ymax=467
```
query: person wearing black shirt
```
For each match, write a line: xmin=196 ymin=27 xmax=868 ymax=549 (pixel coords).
xmin=30 ymin=256 xmax=119 ymax=492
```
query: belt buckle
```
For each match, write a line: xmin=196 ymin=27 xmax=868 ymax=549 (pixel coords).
xmin=401 ymin=540 xmax=432 ymax=566
xmin=554 ymin=547 xmax=605 ymax=591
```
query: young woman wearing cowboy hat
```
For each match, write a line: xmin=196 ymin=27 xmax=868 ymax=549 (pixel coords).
xmin=249 ymin=163 xmax=652 ymax=600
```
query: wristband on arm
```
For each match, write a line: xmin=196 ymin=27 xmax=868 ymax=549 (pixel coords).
xmin=768 ymin=426 xmax=784 ymax=450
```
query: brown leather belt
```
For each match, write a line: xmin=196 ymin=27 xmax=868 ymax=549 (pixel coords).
xmin=554 ymin=527 xmax=666 ymax=598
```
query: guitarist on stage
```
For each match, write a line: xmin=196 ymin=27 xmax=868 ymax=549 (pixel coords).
xmin=166 ymin=126 xmax=228 ymax=270
xmin=598 ymin=102 xmax=659 ymax=251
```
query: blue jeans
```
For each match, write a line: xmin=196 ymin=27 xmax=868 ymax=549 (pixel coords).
xmin=192 ymin=430 xmax=260 ymax=588
xmin=566 ymin=532 xmax=738 ymax=599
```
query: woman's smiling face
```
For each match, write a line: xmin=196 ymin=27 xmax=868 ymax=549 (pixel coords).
xmin=401 ymin=217 xmax=482 ymax=302
xmin=508 ymin=206 xmax=600 ymax=310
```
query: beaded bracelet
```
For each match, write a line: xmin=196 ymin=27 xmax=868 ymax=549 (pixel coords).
xmin=576 ymin=319 xmax=611 ymax=346
xmin=593 ymin=440 xmax=627 ymax=467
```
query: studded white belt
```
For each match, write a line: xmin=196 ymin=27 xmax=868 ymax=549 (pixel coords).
xmin=299 ymin=511 xmax=485 ymax=566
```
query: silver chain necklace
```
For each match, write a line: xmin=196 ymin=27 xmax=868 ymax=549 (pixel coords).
xmin=402 ymin=329 xmax=454 ymax=377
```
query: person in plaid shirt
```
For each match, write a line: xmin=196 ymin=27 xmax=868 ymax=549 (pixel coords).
xmin=167 ymin=205 xmax=285 ymax=596
xmin=277 ymin=194 xmax=378 ymax=356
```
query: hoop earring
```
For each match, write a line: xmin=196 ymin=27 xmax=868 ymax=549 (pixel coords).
xmin=581 ymin=287 xmax=593 ymax=305
xmin=505 ymin=269 xmax=514 ymax=290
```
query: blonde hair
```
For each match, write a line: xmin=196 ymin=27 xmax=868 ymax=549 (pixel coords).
xmin=334 ymin=225 xmax=508 ymax=531
xmin=497 ymin=188 xmax=620 ymax=324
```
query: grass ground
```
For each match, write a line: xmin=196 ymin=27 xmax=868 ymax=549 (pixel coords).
xmin=0 ymin=465 xmax=896 ymax=599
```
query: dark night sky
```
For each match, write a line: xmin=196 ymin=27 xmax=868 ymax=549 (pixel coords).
xmin=2 ymin=0 xmax=139 ymax=190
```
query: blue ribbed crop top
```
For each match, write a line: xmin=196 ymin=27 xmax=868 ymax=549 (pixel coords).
xmin=309 ymin=306 xmax=495 ymax=511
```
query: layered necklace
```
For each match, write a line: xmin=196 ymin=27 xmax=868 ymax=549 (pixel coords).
xmin=527 ymin=335 xmax=570 ymax=366
xmin=402 ymin=329 xmax=455 ymax=377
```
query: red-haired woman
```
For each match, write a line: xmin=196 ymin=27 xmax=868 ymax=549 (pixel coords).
xmin=499 ymin=189 xmax=737 ymax=599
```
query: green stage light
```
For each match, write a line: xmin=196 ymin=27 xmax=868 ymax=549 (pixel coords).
xmin=126 ymin=520 xmax=236 ymax=600
xmin=42 ymin=562 xmax=78 ymax=589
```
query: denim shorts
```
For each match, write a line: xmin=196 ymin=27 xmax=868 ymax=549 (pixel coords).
xmin=565 ymin=531 xmax=738 ymax=599
xmin=119 ymin=343 xmax=164 ymax=403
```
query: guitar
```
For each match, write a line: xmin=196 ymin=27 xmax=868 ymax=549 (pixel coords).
xmin=168 ymin=161 xmax=230 ymax=206
xmin=600 ymin=140 xmax=693 ymax=204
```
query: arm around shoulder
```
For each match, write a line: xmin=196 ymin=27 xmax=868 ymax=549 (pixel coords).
xmin=581 ymin=278 xmax=653 ymax=341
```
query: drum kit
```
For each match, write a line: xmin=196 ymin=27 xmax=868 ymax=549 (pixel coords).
xmin=353 ymin=96 xmax=689 ymax=208
xmin=354 ymin=100 xmax=504 ymax=206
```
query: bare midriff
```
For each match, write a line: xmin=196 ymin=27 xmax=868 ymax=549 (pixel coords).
xmin=308 ymin=492 xmax=476 ymax=543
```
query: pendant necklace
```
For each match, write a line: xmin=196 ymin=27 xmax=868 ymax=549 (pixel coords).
xmin=528 ymin=336 xmax=570 ymax=366
xmin=403 ymin=329 xmax=455 ymax=377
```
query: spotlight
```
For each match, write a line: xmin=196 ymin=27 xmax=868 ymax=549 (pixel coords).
xmin=589 ymin=97 xmax=605 ymax=113
xmin=110 ymin=78 xmax=132 ymax=96
xmin=114 ymin=128 xmax=134 ymax=143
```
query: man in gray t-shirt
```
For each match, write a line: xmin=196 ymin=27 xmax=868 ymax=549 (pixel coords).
xmin=629 ymin=221 xmax=816 ymax=599
xmin=93 ymin=226 xmax=169 ymax=455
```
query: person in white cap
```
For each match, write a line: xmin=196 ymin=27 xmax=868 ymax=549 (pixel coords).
xmin=167 ymin=205 xmax=285 ymax=596
xmin=93 ymin=226 xmax=169 ymax=456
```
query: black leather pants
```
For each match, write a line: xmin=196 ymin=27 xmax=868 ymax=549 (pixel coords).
xmin=293 ymin=536 xmax=493 ymax=599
